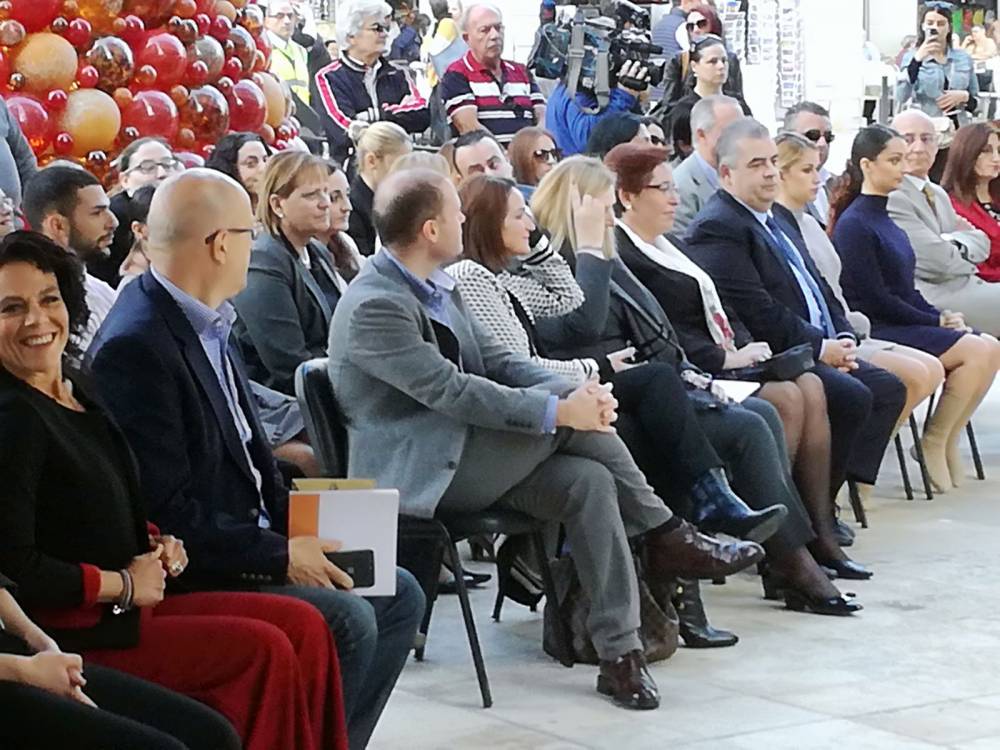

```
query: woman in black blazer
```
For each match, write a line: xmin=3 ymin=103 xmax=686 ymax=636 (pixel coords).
xmin=233 ymin=150 xmax=348 ymax=395
xmin=605 ymin=142 xmax=871 ymax=583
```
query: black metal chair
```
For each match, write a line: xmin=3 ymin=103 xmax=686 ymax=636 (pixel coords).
xmin=293 ymin=359 xmax=573 ymax=709
xmin=894 ymin=414 xmax=934 ymax=502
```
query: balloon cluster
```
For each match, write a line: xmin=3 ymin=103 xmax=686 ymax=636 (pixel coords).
xmin=0 ymin=0 xmax=300 ymax=178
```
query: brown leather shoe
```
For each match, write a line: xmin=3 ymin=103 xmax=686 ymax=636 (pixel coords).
xmin=597 ymin=650 xmax=660 ymax=710
xmin=645 ymin=520 xmax=764 ymax=580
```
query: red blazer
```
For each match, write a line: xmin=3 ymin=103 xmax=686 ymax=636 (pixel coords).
xmin=950 ymin=196 xmax=1000 ymax=283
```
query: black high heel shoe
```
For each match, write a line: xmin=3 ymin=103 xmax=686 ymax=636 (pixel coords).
xmin=672 ymin=578 xmax=739 ymax=648
xmin=759 ymin=563 xmax=836 ymax=600
xmin=784 ymin=588 xmax=862 ymax=616
xmin=814 ymin=558 xmax=873 ymax=581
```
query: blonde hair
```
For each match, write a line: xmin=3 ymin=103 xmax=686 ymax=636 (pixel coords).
xmin=389 ymin=151 xmax=452 ymax=178
xmin=351 ymin=121 xmax=411 ymax=162
xmin=775 ymin=131 xmax=818 ymax=172
xmin=530 ymin=155 xmax=615 ymax=259
xmin=257 ymin=150 xmax=331 ymax=235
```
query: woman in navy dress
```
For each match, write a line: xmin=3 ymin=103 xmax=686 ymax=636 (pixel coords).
xmin=831 ymin=124 xmax=1000 ymax=494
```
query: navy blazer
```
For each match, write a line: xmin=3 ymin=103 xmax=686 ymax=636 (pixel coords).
xmin=684 ymin=190 xmax=854 ymax=358
xmin=86 ymin=272 xmax=290 ymax=587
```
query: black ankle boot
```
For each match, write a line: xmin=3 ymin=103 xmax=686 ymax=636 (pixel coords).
xmin=672 ymin=577 xmax=738 ymax=648
xmin=690 ymin=468 xmax=788 ymax=543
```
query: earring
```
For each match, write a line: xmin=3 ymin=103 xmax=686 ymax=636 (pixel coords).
xmin=623 ymin=204 xmax=632 ymax=211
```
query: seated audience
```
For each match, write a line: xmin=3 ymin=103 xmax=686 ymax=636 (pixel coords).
xmin=831 ymin=125 xmax=1000 ymax=493
xmin=314 ymin=0 xmax=429 ymax=164
xmin=328 ymin=166 xmax=766 ymax=709
xmin=440 ymin=3 xmax=546 ymax=143
xmin=775 ymin=132 xmax=945 ymax=428
xmin=96 ymin=137 xmax=184 ymax=284
xmin=887 ymin=112 xmax=1000 ymax=337
xmin=22 ymin=167 xmax=118 ymax=352
xmin=233 ymin=151 xmax=338 ymax=395
xmin=781 ymin=101 xmax=838 ymax=226
xmin=116 ymin=184 xmax=156 ymax=290
xmin=450 ymin=129 xmax=514 ymax=180
xmin=87 ymin=169 xmax=424 ymax=749
xmin=529 ymin=156 xmax=861 ymax=612
xmin=605 ymin=143 xmax=868 ymax=581
xmin=585 ymin=113 xmax=650 ymax=160
xmin=943 ymin=122 xmax=1000 ymax=285
xmin=641 ymin=116 xmax=669 ymax=152
xmin=349 ymin=121 xmax=413 ymax=256
xmin=0 ymin=571 xmax=241 ymax=750
xmin=204 ymin=132 xmax=272 ymax=213
xmin=684 ymin=119 xmax=907 ymax=509
xmin=672 ymin=95 xmax=743 ymax=233
xmin=508 ymin=126 xmax=561 ymax=194
xmin=0 ymin=231 xmax=346 ymax=750
xmin=317 ymin=160 xmax=365 ymax=284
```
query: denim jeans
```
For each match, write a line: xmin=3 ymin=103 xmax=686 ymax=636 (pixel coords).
xmin=264 ymin=568 xmax=425 ymax=749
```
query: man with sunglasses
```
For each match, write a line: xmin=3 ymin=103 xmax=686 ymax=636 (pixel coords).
xmin=315 ymin=0 xmax=429 ymax=163
xmin=782 ymin=101 xmax=837 ymax=227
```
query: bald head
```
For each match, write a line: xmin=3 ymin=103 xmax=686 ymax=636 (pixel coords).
xmin=891 ymin=109 xmax=938 ymax=179
xmin=148 ymin=169 xmax=256 ymax=306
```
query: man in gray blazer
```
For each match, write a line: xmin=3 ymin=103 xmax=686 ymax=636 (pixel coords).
xmin=328 ymin=168 xmax=764 ymax=710
xmin=888 ymin=109 xmax=1000 ymax=335
xmin=672 ymin=95 xmax=744 ymax=234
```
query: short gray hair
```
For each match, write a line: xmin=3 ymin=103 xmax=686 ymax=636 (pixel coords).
xmin=461 ymin=2 xmax=502 ymax=32
xmin=690 ymin=95 xmax=741 ymax=138
xmin=782 ymin=101 xmax=830 ymax=132
xmin=891 ymin=107 xmax=936 ymax=131
xmin=716 ymin=118 xmax=772 ymax=169
xmin=336 ymin=0 xmax=392 ymax=48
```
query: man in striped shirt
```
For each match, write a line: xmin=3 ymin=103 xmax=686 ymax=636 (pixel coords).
xmin=439 ymin=3 xmax=546 ymax=144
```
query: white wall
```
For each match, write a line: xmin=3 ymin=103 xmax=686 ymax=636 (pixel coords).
xmin=866 ymin=0 xmax=917 ymax=60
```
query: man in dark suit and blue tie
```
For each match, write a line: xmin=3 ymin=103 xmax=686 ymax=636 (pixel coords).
xmin=685 ymin=118 xmax=906 ymax=506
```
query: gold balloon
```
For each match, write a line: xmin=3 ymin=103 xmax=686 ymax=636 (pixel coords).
xmin=214 ymin=0 xmax=236 ymax=21
xmin=77 ymin=0 xmax=125 ymax=34
xmin=256 ymin=71 xmax=284 ymax=127
xmin=12 ymin=32 xmax=78 ymax=93
xmin=58 ymin=88 xmax=121 ymax=156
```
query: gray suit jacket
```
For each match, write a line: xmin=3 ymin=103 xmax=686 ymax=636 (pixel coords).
xmin=887 ymin=177 xmax=989 ymax=293
xmin=673 ymin=152 xmax=718 ymax=234
xmin=327 ymin=250 xmax=570 ymax=518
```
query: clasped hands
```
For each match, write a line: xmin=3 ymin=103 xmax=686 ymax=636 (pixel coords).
xmin=556 ymin=378 xmax=618 ymax=433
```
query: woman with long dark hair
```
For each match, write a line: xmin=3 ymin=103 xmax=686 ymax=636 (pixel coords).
xmin=204 ymin=132 xmax=271 ymax=212
xmin=830 ymin=125 xmax=1000 ymax=493
xmin=943 ymin=122 xmax=1000 ymax=282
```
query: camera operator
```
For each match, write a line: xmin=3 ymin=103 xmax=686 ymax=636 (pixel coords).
xmin=546 ymin=59 xmax=649 ymax=156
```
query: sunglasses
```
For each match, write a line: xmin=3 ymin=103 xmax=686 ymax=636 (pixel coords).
xmin=686 ymin=19 xmax=710 ymax=30
xmin=803 ymin=129 xmax=835 ymax=144
xmin=366 ymin=22 xmax=390 ymax=34
xmin=533 ymin=147 xmax=561 ymax=163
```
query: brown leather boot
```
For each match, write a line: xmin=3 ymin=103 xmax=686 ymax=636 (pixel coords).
xmin=597 ymin=650 xmax=660 ymax=710
xmin=645 ymin=520 xmax=764 ymax=580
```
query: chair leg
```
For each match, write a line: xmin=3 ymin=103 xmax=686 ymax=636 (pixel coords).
xmin=909 ymin=414 xmax=934 ymax=501
xmin=967 ymin=421 xmax=986 ymax=480
xmin=445 ymin=536 xmax=493 ymax=708
xmin=409 ymin=525 xmax=448 ymax=663
xmin=894 ymin=434 xmax=914 ymax=501
xmin=531 ymin=531 xmax=573 ymax=669
xmin=847 ymin=480 xmax=868 ymax=529
xmin=491 ymin=568 xmax=505 ymax=623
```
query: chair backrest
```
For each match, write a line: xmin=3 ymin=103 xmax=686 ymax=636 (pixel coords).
xmin=294 ymin=358 xmax=349 ymax=477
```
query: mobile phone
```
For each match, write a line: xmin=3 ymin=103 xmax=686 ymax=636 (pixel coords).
xmin=925 ymin=26 xmax=939 ymax=37
xmin=325 ymin=549 xmax=375 ymax=589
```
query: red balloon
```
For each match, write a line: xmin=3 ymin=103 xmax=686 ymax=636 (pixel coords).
xmin=228 ymin=25 xmax=255 ymax=71
xmin=222 ymin=56 xmax=242 ymax=79
xmin=7 ymin=94 xmax=52 ymax=155
xmin=121 ymin=15 xmax=146 ymax=46
xmin=10 ymin=0 xmax=60 ymax=33
xmin=0 ymin=52 xmax=9 ymax=91
xmin=122 ymin=0 xmax=173 ymax=29
xmin=53 ymin=131 xmax=74 ymax=155
xmin=77 ymin=65 xmax=100 ymax=88
xmin=188 ymin=34 xmax=224 ymax=82
xmin=226 ymin=78 xmax=265 ymax=132
xmin=122 ymin=88 xmax=179 ymax=140
xmin=254 ymin=32 xmax=271 ymax=68
xmin=66 ymin=18 xmax=92 ymax=49
xmin=193 ymin=13 xmax=210 ymax=35
xmin=136 ymin=31 xmax=187 ymax=88
xmin=180 ymin=84 xmax=229 ymax=144
xmin=209 ymin=14 xmax=231 ymax=41
xmin=185 ymin=58 xmax=208 ymax=86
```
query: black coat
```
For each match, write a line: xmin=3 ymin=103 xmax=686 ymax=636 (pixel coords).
xmin=348 ymin=174 xmax=377 ymax=256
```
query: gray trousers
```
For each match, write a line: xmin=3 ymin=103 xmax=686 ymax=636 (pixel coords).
xmin=919 ymin=276 xmax=1000 ymax=336
xmin=438 ymin=428 xmax=673 ymax=661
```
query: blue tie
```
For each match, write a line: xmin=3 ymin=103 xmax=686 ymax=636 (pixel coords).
xmin=765 ymin=215 xmax=836 ymax=337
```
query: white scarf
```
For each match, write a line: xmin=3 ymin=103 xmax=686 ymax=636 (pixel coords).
xmin=617 ymin=220 xmax=736 ymax=351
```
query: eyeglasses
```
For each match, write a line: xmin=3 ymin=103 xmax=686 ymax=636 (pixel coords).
xmin=643 ymin=182 xmax=677 ymax=195
xmin=365 ymin=22 xmax=390 ymax=34
xmin=268 ymin=11 xmax=296 ymax=20
xmin=532 ymin=147 xmax=561 ymax=164
xmin=802 ymin=129 xmax=835 ymax=144
xmin=129 ymin=158 xmax=184 ymax=175
xmin=902 ymin=132 xmax=939 ymax=146
xmin=204 ymin=227 xmax=259 ymax=244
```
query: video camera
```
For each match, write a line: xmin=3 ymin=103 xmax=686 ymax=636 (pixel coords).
xmin=529 ymin=0 xmax=667 ymax=110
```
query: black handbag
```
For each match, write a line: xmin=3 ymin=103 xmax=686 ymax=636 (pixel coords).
xmin=724 ymin=342 xmax=815 ymax=383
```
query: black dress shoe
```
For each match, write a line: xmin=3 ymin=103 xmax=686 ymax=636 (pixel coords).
xmin=833 ymin=518 xmax=855 ymax=547
xmin=672 ymin=578 xmax=739 ymax=648
xmin=690 ymin=469 xmax=788 ymax=543
xmin=815 ymin=558 xmax=873 ymax=581
xmin=438 ymin=571 xmax=492 ymax=595
xmin=597 ymin=650 xmax=660 ymax=710
xmin=784 ymin=589 xmax=862 ymax=616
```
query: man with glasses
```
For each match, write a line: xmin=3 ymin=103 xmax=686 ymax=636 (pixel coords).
xmin=315 ymin=0 xmax=429 ymax=163
xmin=263 ymin=0 xmax=313 ymax=107
xmin=782 ymin=101 xmax=837 ymax=227
xmin=440 ymin=3 xmax=546 ymax=144
xmin=886 ymin=109 xmax=1000 ymax=336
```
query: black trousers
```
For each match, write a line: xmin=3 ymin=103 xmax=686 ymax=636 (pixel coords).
xmin=811 ymin=360 xmax=906 ymax=491
xmin=0 ymin=663 xmax=240 ymax=750
xmin=614 ymin=365 xmax=814 ymax=554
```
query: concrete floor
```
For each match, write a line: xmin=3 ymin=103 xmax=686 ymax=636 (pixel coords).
xmin=370 ymin=386 xmax=1000 ymax=750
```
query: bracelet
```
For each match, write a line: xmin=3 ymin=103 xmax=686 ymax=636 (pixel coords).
xmin=112 ymin=569 xmax=133 ymax=615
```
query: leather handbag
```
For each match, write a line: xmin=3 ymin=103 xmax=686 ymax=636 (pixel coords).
xmin=542 ymin=555 xmax=678 ymax=665
xmin=724 ymin=342 xmax=815 ymax=383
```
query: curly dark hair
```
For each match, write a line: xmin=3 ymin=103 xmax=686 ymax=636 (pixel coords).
xmin=204 ymin=132 xmax=271 ymax=187
xmin=0 ymin=231 xmax=89 ymax=358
